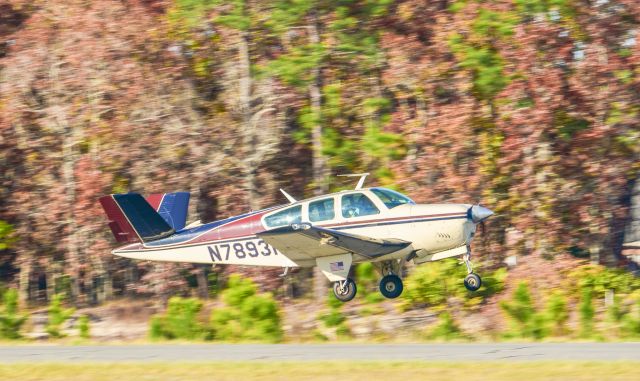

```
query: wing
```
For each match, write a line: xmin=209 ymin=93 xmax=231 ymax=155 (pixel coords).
xmin=257 ymin=223 xmax=411 ymax=262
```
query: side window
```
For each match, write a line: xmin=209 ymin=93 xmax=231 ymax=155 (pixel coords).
xmin=308 ymin=198 xmax=335 ymax=222
xmin=264 ymin=205 xmax=302 ymax=228
xmin=341 ymin=193 xmax=380 ymax=218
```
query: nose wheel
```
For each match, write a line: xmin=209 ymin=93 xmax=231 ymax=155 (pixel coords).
xmin=462 ymin=252 xmax=482 ymax=291
xmin=379 ymin=274 xmax=403 ymax=299
xmin=333 ymin=278 xmax=357 ymax=302
xmin=464 ymin=273 xmax=482 ymax=291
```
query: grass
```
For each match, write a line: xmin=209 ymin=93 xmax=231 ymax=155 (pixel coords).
xmin=0 ymin=361 xmax=639 ymax=381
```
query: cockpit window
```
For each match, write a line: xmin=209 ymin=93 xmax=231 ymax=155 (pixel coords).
xmin=264 ymin=205 xmax=302 ymax=228
xmin=341 ymin=193 xmax=380 ymax=218
xmin=370 ymin=188 xmax=415 ymax=209
xmin=309 ymin=198 xmax=335 ymax=222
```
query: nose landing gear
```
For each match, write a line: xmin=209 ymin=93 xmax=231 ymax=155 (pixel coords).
xmin=462 ymin=252 xmax=482 ymax=291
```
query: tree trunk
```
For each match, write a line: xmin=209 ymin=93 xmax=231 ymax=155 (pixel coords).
xmin=309 ymin=16 xmax=326 ymax=195
xmin=308 ymin=13 xmax=329 ymax=303
xmin=196 ymin=266 xmax=209 ymax=299
xmin=18 ymin=256 xmax=31 ymax=307
xmin=622 ymin=178 xmax=640 ymax=261
xmin=238 ymin=31 xmax=260 ymax=211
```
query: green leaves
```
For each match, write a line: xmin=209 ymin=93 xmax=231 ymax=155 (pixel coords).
xmin=168 ymin=0 xmax=217 ymax=32
xmin=448 ymin=6 xmax=517 ymax=102
xmin=472 ymin=9 xmax=516 ymax=40
xmin=450 ymin=34 xmax=510 ymax=101
xmin=401 ymin=259 xmax=506 ymax=311
xmin=0 ymin=289 xmax=27 ymax=340
xmin=554 ymin=111 xmax=591 ymax=141
xmin=46 ymin=294 xmax=76 ymax=339
xmin=265 ymin=43 xmax=326 ymax=88
xmin=0 ymin=221 xmax=14 ymax=250
xmin=500 ymin=282 xmax=549 ymax=340
xmin=210 ymin=274 xmax=282 ymax=342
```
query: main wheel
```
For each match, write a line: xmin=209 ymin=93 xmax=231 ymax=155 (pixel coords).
xmin=464 ymin=273 xmax=482 ymax=291
xmin=379 ymin=274 xmax=403 ymax=299
xmin=333 ymin=278 xmax=357 ymax=302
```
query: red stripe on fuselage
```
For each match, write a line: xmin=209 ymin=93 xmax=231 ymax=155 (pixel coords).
xmin=189 ymin=211 xmax=268 ymax=244
xmin=323 ymin=212 xmax=466 ymax=228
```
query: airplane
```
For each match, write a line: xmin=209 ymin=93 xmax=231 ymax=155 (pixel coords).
xmin=99 ymin=174 xmax=494 ymax=302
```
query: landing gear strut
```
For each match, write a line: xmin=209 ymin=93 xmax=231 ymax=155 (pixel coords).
xmin=333 ymin=278 xmax=357 ymax=302
xmin=462 ymin=252 xmax=482 ymax=291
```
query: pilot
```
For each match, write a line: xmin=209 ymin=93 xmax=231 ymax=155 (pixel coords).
xmin=355 ymin=196 xmax=376 ymax=216
xmin=342 ymin=198 xmax=358 ymax=217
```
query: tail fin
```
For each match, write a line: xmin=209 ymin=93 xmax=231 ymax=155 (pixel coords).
xmin=145 ymin=192 xmax=190 ymax=231
xmin=99 ymin=193 xmax=175 ymax=243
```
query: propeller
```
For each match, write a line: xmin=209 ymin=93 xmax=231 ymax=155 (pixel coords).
xmin=468 ymin=204 xmax=493 ymax=243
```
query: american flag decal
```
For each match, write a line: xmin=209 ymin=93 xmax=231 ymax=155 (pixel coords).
xmin=330 ymin=261 xmax=344 ymax=271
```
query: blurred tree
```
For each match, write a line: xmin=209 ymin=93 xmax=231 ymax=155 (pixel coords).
xmin=46 ymin=294 xmax=75 ymax=338
xmin=0 ymin=0 xmax=639 ymax=323
xmin=0 ymin=289 xmax=27 ymax=340
xmin=500 ymin=282 xmax=548 ymax=340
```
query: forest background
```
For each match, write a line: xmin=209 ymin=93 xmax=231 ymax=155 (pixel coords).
xmin=1 ymin=0 xmax=640 ymax=341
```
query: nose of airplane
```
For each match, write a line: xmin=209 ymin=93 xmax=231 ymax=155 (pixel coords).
xmin=468 ymin=205 xmax=494 ymax=223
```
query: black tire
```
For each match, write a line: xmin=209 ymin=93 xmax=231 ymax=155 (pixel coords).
xmin=464 ymin=273 xmax=482 ymax=291
xmin=333 ymin=278 xmax=357 ymax=302
xmin=379 ymin=274 xmax=404 ymax=299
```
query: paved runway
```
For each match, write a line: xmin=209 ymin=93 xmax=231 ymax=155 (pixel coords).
xmin=1 ymin=343 xmax=639 ymax=362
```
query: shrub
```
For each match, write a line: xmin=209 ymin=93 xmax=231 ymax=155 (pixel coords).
xmin=566 ymin=265 xmax=640 ymax=299
xmin=565 ymin=264 xmax=640 ymax=340
xmin=545 ymin=291 xmax=569 ymax=336
xmin=500 ymin=282 xmax=547 ymax=340
xmin=355 ymin=263 xmax=378 ymax=299
xmin=318 ymin=290 xmax=351 ymax=339
xmin=402 ymin=259 xmax=506 ymax=310
xmin=335 ymin=323 xmax=351 ymax=339
xmin=46 ymin=294 xmax=75 ymax=338
xmin=78 ymin=315 xmax=90 ymax=339
xmin=150 ymin=297 xmax=205 ymax=340
xmin=428 ymin=312 xmax=465 ymax=341
xmin=0 ymin=289 xmax=27 ymax=340
xmin=149 ymin=316 xmax=163 ymax=340
xmin=321 ymin=309 xmax=345 ymax=327
xmin=621 ymin=298 xmax=640 ymax=338
xmin=579 ymin=288 xmax=595 ymax=338
xmin=210 ymin=275 xmax=282 ymax=343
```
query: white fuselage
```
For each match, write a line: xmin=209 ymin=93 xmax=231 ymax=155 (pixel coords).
xmin=112 ymin=189 xmax=476 ymax=267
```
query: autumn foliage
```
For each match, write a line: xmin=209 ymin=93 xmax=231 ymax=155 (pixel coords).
xmin=1 ymin=0 xmax=639 ymax=307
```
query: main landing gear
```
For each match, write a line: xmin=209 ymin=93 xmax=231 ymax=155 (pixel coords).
xmin=379 ymin=274 xmax=403 ymax=299
xmin=330 ymin=259 xmax=406 ymax=302
xmin=376 ymin=259 xmax=404 ymax=299
xmin=462 ymin=252 xmax=482 ymax=291
xmin=333 ymin=278 xmax=357 ymax=302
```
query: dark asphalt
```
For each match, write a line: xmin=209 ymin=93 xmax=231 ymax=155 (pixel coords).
xmin=0 ymin=343 xmax=639 ymax=362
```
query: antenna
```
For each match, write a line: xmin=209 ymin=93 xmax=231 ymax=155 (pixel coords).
xmin=337 ymin=173 xmax=370 ymax=190
xmin=279 ymin=189 xmax=297 ymax=204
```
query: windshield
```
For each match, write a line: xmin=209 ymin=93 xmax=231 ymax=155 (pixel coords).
xmin=264 ymin=205 xmax=302 ymax=228
xmin=370 ymin=188 xmax=415 ymax=209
